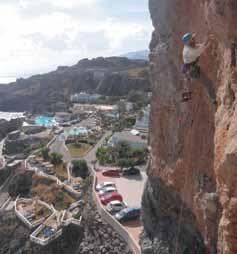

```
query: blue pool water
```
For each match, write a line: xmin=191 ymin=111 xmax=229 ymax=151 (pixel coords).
xmin=69 ymin=127 xmax=88 ymax=136
xmin=35 ymin=116 xmax=56 ymax=127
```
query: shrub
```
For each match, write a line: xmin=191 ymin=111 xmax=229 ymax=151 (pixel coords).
xmin=50 ymin=152 xmax=63 ymax=165
xmin=71 ymin=160 xmax=89 ymax=179
xmin=117 ymin=158 xmax=135 ymax=168
xmin=40 ymin=146 xmax=50 ymax=160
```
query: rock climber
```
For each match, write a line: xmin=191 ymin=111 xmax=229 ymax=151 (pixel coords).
xmin=181 ymin=33 xmax=217 ymax=106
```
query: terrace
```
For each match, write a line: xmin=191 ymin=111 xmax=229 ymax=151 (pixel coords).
xmin=15 ymin=198 xmax=53 ymax=229
xmin=30 ymin=212 xmax=63 ymax=246
xmin=61 ymin=210 xmax=81 ymax=226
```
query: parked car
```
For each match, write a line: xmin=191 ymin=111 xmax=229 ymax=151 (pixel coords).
xmin=106 ymin=200 xmax=127 ymax=213
xmin=100 ymin=192 xmax=123 ymax=205
xmin=99 ymin=186 xmax=117 ymax=197
xmin=96 ymin=181 xmax=116 ymax=191
xmin=102 ymin=169 xmax=120 ymax=177
xmin=122 ymin=167 xmax=140 ymax=176
xmin=115 ymin=207 xmax=141 ymax=222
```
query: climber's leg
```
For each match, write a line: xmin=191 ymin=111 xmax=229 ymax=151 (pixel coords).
xmin=199 ymin=70 xmax=217 ymax=104
xmin=181 ymin=74 xmax=192 ymax=102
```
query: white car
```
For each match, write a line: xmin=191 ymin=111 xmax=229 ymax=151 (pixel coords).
xmin=96 ymin=181 xmax=116 ymax=191
xmin=106 ymin=200 xmax=127 ymax=213
xmin=99 ymin=186 xmax=117 ymax=196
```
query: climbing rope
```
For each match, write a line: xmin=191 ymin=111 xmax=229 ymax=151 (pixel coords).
xmin=174 ymin=97 xmax=200 ymax=254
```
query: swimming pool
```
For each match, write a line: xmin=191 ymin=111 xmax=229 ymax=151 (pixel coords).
xmin=35 ymin=116 xmax=56 ymax=127
xmin=69 ymin=127 xmax=89 ymax=136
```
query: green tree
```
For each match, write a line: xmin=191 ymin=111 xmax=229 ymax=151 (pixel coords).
xmin=132 ymin=148 xmax=147 ymax=164
xmin=40 ymin=146 xmax=50 ymax=160
xmin=71 ymin=160 xmax=89 ymax=179
xmin=117 ymin=158 xmax=135 ymax=168
xmin=96 ymin=147 xmax=109 ymax=165
xmin=50 ymin=152 xmax=63 ymax=165
xmin=117 ymin=141 xmax=131 ymax=159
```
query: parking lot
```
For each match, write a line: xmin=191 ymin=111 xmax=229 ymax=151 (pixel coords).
xmin=96 ymin=170 xmax=147 ymax=243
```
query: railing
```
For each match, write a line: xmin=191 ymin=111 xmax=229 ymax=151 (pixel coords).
xmin=30 ymin=213 xmax=63 ymax=246
xmin=14 ymin=198 xmax=54 ymax=229
xmin=92 ymin=173 xmax=141 ymax=254
xmin=62 ymin=183 xmax=81 ymax=198
xmin=30 ymin=228 xmax=63 ymax=246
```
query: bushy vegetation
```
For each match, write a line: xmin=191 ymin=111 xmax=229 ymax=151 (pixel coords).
xmin=31 ymin=177 xmax=76 ymax=210
xmin=40 ymin=146 xmax=50 ymax=160
xmin=50 ymin=152 xmax=63 ymax=165
xmin=71 ymin=160 xmax=89 ymax=179
xmin=96 ymin=141 xmax=147 ymax=167
xmin=112 ymin=117 xmax=136 ymax=132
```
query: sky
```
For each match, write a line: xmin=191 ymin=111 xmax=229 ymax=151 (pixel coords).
xmin=0 ymin=0 xmax=152 ymax=83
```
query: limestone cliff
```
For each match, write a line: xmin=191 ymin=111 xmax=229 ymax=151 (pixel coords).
xmin=141 ymin=0 xmax=237 ymax=253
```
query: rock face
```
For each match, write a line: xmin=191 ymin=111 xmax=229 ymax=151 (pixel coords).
xmin=141 ymin=0 xmax=237 ymax=253
xmin=0 ymin=57 xmax=150 ymax=112
xmin=0 ymin=118 xmax=23 ymax=141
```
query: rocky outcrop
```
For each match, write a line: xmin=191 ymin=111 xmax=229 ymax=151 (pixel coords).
xmin=141 ymin=0 xmax=237 ymax=253
xmin=0 ymin=118 xmax=23 ymax=141
xmin=0 ymin=57 xmax=150 ymax=112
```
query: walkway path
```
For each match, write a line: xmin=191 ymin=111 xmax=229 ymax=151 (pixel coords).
xmin=0 ymin=139 xmax=6 ymax=169
xmin=84 ymin=131 xmax=111 ymax=166
xmin=50 ymin=134 xmax=71 ymax=163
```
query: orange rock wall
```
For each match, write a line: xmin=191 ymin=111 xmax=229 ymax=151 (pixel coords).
xmin=145 ymin=0 xmax=237 ymax=253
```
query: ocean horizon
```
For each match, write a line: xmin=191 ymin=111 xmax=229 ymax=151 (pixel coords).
xmin=0 ymin=111 xmax=24 ymax=121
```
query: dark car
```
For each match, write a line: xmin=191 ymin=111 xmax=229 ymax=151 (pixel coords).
xmin=102 ymin=169 xmax=120 ymax=177
xmin=122 ymin=167 xmax=140 ymax=176
xmin=115 ymin=207 xmax=141 ymax=222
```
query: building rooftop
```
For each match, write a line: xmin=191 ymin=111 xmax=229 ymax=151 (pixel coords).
xmin=111 ymin=130 xmax=147 ymax=145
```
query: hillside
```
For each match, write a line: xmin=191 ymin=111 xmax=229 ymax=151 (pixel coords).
xmin=141 ymin=0 xmax=237 ymax=254
xmin=0 ymin=57 xmax=150 ymax=112
xmin=121 ymin=50 xmax=149 ymax=60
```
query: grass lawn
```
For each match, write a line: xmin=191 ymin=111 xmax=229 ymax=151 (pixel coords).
xmin=67 ymin=143 xmax=92 ymax=157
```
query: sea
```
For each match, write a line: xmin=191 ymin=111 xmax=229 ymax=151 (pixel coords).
xmin=0 ymin=112 xmax=24 ymax=121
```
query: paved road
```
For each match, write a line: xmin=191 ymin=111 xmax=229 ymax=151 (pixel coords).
xmin=50 ymin=134 xmax=71 ymax=163
xmin=84 ymin=131 xmax=112 ymax=166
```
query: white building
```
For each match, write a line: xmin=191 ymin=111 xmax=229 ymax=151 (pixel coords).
xmin=70 ymin=93 xmax=101 ymax=103
xmin=108 ymin=130 xmax=147 ymax=149
xmin=134 ymin=105 xmax=150 ymax=132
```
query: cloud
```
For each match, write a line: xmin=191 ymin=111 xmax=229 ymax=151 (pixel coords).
xmin=0 ymin=0 xmax=152 ymax=80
